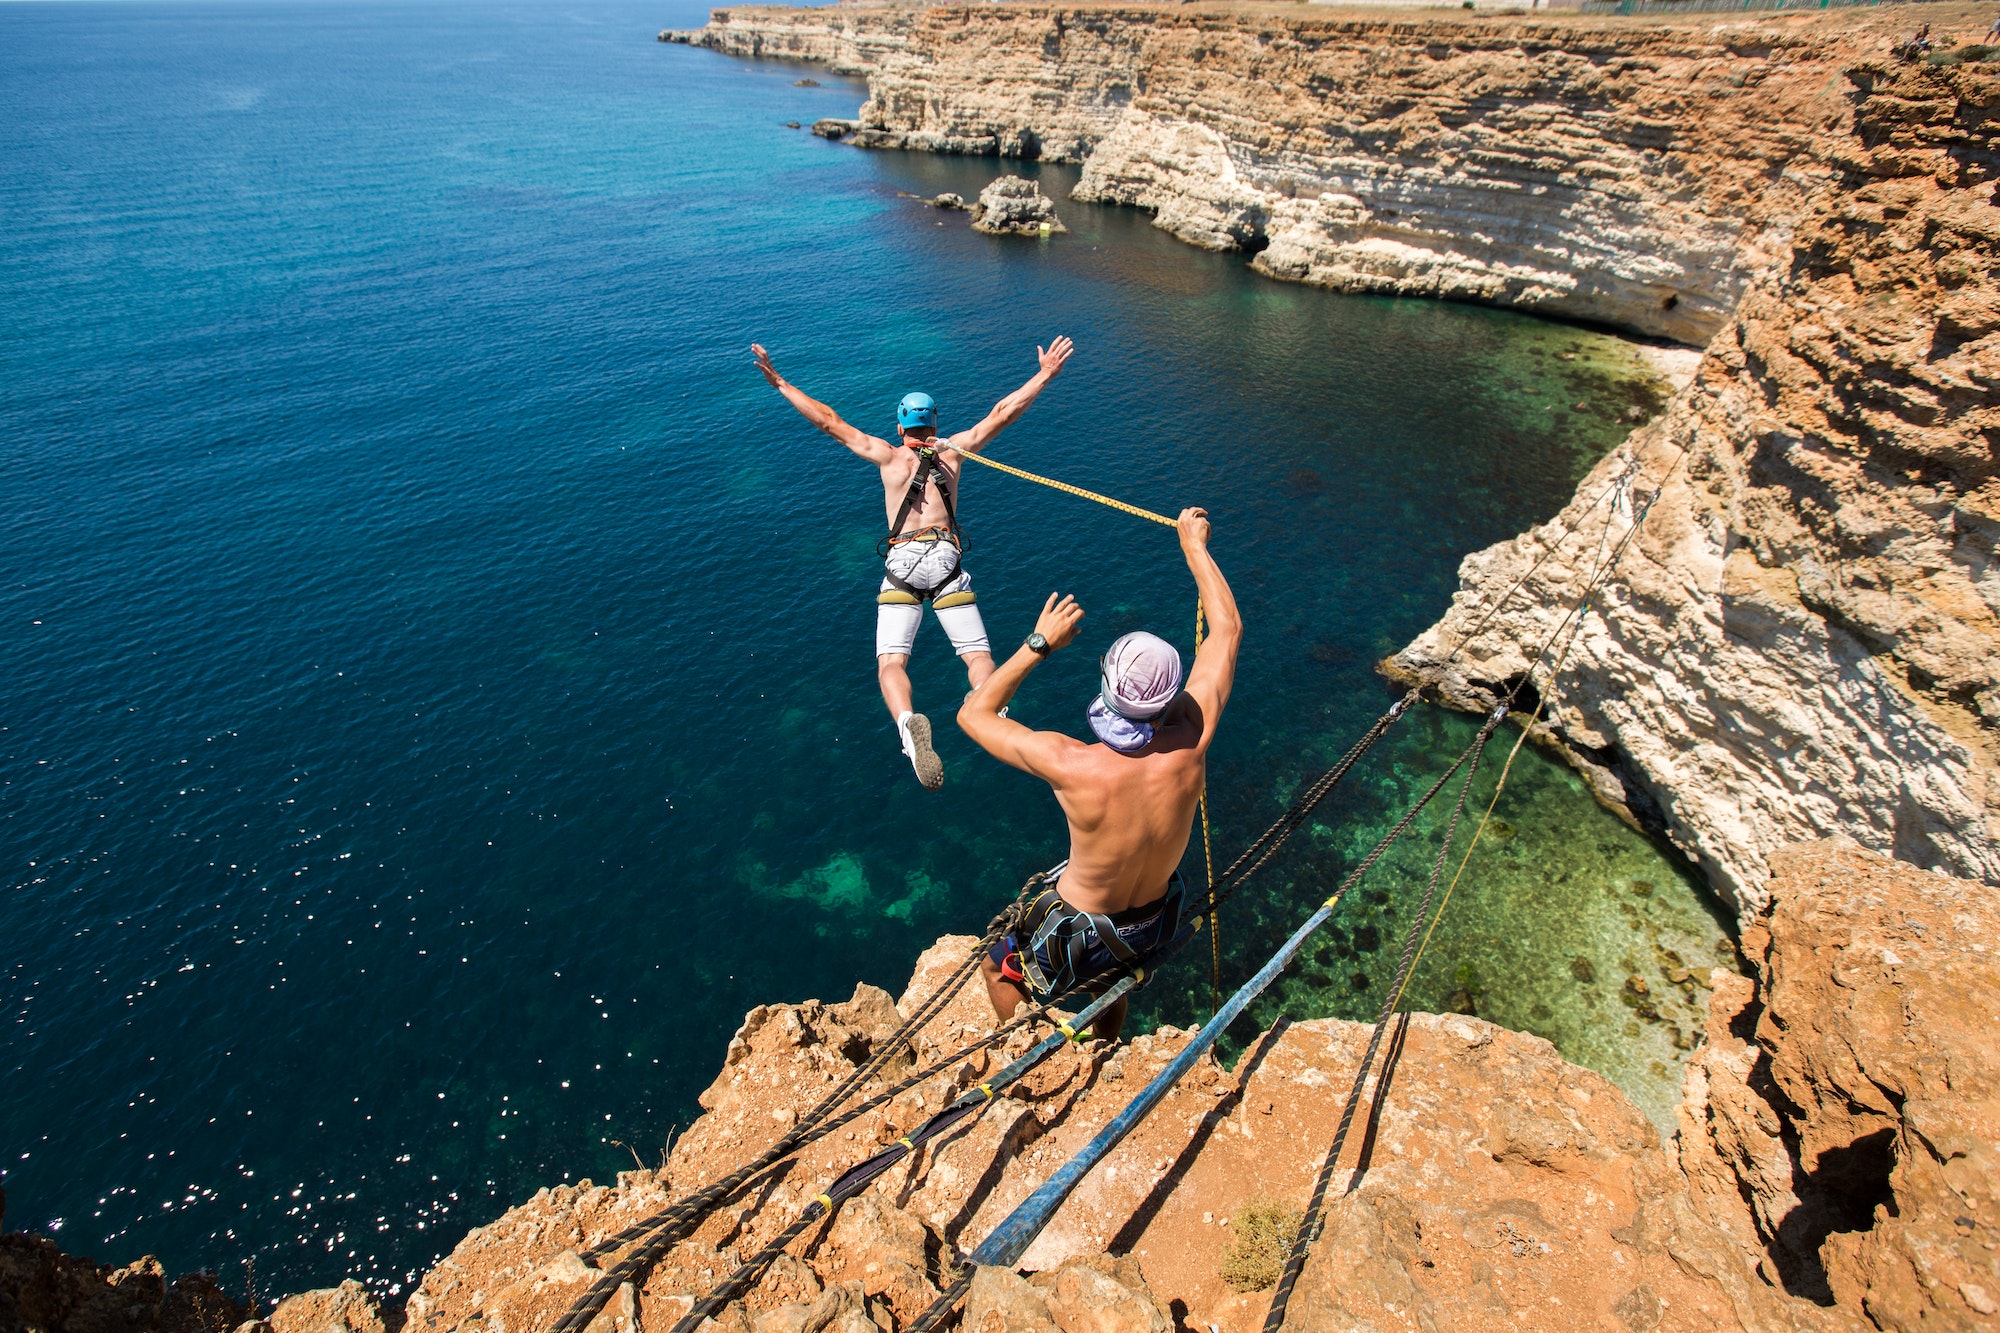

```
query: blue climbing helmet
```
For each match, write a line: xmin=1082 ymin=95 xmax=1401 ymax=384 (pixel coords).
xmin=896 ymin=391 xmax=937 ymax=433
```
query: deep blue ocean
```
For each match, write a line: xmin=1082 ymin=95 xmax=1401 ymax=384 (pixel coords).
xmin=1 ymin=0 xmax=1730 ymax=1300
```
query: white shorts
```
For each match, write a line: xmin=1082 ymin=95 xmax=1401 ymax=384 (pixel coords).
xmin=876 ymin=538 xmax=991 ymax=659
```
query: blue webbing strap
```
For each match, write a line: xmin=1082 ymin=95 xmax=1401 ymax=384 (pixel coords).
xmin=969 ymin=893 xmax=1337 ymax=1266
xmin=964 ymin=715 xmax=1497 ymax=1270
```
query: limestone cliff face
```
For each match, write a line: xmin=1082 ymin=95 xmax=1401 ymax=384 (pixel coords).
xmin=361 ymin=839 xmax=1994 ymax=1332
xmin=1391 ymin=55 xmax=2000 ymax=913
xmin=670 ymin=4 xmax=1950 ymax=344
xmin=663 ymin=7 xmax=915 ymax=77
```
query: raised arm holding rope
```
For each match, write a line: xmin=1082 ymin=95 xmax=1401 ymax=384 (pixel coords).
xmin=960 ymin=507 xmax=1241 ymax=1041
xmin=751 ymin=338 xmax=1074 ymax=790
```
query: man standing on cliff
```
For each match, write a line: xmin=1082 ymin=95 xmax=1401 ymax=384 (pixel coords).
xmin=959 ymin=507 xmax=1240 ymax=1041
xmin=751 ymin=337 xmax=1074 ymax=790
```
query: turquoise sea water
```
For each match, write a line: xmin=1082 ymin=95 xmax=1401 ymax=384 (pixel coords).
xmin=1 ymin=0 xmax=1727 ymax=1298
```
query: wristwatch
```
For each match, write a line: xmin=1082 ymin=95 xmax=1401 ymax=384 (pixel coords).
xmin=1024 ymin=632 xmax=1051 ymax=657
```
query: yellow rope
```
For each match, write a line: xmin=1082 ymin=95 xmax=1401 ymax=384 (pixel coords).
xmin=1386 ymin=720 xmax=1529 ymax=1014
xmin=1196 ymin=599 xmax=1218 ymax=1017
xmin=952 ymin=448 xmax=1176 ymax=527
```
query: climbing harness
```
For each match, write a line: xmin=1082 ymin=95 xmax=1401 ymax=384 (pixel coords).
xmin=876 ymin=446 xmax=979 ymax=612
xmin=1000 ymin=865 xmax=1191 ymax=1000
xmin=878 ymin=446 xmax=964 ymax=557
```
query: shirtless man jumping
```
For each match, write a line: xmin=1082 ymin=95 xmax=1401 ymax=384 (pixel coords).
xmin=752 ymin=338 xmax=1074 ymax=790
xmin=960 ymin=507 xmax=1241 ymax=1041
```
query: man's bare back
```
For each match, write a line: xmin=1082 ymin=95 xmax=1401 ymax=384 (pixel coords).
xmin=960 ymin=507 xmax=1241 ymax=1038
xmin=1037 ymin=695 xmax=1210 ymax=914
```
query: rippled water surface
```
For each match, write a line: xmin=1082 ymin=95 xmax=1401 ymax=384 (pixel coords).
xmin=1 ymin=0 xmax=1726 ymax=1296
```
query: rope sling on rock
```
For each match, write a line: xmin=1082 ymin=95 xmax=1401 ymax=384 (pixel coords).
xmin=557 ymin=439 xmax=1674 ymax=1333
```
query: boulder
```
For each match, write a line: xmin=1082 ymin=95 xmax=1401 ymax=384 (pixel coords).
xmin=969 ymin=177 xmax=1065 ymax=236
xmin=268 ymin=1280 xmax=389 ymax=1333
xmin=811 ymin=119 xmax=858 ymax=141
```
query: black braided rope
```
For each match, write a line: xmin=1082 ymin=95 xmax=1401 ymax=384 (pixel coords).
xmin=1260 ymin=716 xmax=1495 ymax=1333
xmin=552 ymin=879 xmax=1050 ymax=1333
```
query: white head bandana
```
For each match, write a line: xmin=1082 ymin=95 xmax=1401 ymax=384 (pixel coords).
xmin=1087 ymin=631 xmax=1184 ymax=753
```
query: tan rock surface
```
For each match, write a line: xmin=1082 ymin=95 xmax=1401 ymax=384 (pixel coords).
xmin=381 ymin=842 xmax=1997 ymax=1331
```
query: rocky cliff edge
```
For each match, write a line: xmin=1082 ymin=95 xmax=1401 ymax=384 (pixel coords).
xmin=147 ymin=838 xmax=1970 ymax=1333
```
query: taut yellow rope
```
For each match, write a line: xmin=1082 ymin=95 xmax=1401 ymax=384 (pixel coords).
xmin=952 ymin=448 xmax=1176 ymax=527
xmin=1196 ymin=599 xmax=1219 ymax=1016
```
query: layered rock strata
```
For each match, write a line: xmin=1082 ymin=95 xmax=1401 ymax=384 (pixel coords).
xmin=669 ymin=4 xmax=1977 ymax=343
xmin=1391 ymin=55 xmax=2000 ymax=912
xmin=211 ymin=840 xmax=1946 ymax=1332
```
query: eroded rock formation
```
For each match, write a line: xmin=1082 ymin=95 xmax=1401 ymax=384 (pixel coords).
xmin=969 ymin=177 xmax=1067 ymax=235
xmin=1390 ymin=54 xmax=2000 ymax=912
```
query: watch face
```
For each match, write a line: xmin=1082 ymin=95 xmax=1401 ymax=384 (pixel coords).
xmin=1027 ymin=633 xmax=1048 ymax=652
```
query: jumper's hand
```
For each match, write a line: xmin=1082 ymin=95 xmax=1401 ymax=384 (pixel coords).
xmin=750 ymin=343 xmax=782 ymax=389
xmin=1033 ymin=592 xmax=1085 ymax=651
xmin=1037 ymin=336 xmax=1074 ymax=378
xmin=1177 ymin=506 xmax=1211 ymax=553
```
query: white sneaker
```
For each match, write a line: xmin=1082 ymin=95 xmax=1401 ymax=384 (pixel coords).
xmin=898 ymin=712 xmax=944 ymax=791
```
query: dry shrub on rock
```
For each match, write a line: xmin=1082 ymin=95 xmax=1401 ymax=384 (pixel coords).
xmin=1219 ymin=1199 xmax=1302 ymax=1292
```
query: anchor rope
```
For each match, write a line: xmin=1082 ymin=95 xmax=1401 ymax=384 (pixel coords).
xmin=1261 ymin=464 xmax=1674 ymax=1333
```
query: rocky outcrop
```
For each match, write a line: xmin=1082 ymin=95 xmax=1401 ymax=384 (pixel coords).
xmin=662 ymin=8 xmax=916 ymax=77
xmin=268 ymin=1280 xmax=395 ymax=1333
xmin=1390 ymin=54 xmax=2000 ymax=913
xmin=0 ymin=1229 xmax=247 ymax=1333
xmin=1673 ymin=838 xmax=2000 ymax=1329
xmin=969 ymin=177 xmax=1066 ymax=236
xmin=371 ymin=839 xmax=1996 ymax=1331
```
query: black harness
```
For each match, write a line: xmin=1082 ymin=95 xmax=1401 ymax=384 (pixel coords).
xmin=1006 ymin=870 xmax=1191 ymax=1000
xmin=876 ymin=445 xmax=966 ymax=602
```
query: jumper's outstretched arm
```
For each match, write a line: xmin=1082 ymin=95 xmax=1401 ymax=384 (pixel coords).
xmin=751 ymin=343 xmax=896 ymax=465
xmin=947 ymin=336 xmax=1074 ymax=455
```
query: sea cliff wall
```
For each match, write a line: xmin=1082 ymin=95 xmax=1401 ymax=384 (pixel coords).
xmin=1390 ymin=51 xmax=2000 ymax=912
xmin=668 ymin=3 xmax=1942 ymax=344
